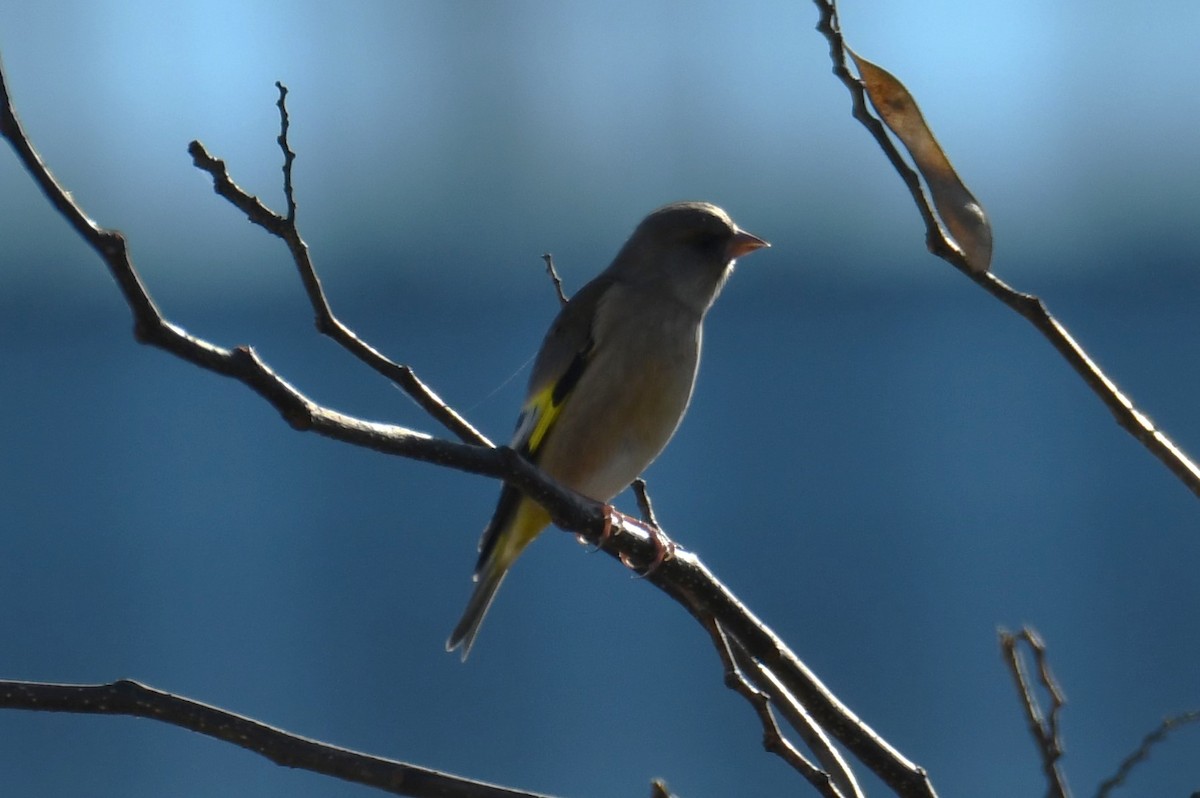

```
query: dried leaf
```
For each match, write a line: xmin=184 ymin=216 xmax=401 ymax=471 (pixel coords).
xmin=850 ymin=50 xmax=993 ymax=274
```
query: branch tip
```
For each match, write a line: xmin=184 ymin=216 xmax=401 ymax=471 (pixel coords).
xmin=541 ymin=252 xmax=569 ymax=306
xmin=274 ymin=80 xmax=297 ymax=221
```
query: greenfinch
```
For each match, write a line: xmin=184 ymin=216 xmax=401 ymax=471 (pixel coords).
xmin=448 ymin=201 xmax=768 ymax=659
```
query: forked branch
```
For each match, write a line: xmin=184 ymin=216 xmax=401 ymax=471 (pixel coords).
xmin=0 ymin=50 xmax=936 ymax=798
xmin=812 ymin=0 xmax=1200 ymax=499
xmin=999 ymin=628 xmax=1071 ymax=798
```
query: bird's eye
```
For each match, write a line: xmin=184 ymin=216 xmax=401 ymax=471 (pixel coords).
xmin=690 ymin=231 xmax=726 ymax=256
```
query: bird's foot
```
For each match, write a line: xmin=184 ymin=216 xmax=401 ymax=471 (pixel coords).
xmin=578 ymin=503 xmax=621 ymax=553
xmin=591 ymin=505 xmax=675 ymax=576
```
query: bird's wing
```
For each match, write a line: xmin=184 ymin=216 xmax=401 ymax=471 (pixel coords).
xmin=474 ymin=274 xmax=614 ymax=573
xmin=512 ymin=273 xmax=614 ymax=461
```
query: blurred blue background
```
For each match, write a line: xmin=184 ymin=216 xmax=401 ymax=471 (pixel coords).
xmin=2 ymin=1 xmax=1199 ymax=796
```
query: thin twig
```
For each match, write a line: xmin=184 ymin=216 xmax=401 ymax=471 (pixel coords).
xmin=696 ymin=574 xmax=935 ymax=797
xmin=540 ymin=253 xmax=568 ymax=307
xmin=999 ymin=628 xmax=1071 ymax=798
xmin=0 ymin=679 xmax=553 ymax=798
xmin=187 ymin=93 xmax=488 ymax=447
xmin=1095 ymin=710 xmax=1200 ymax=798
xmin=717 ymin=620 xmax=864 ymax=798
xmin=705 ymin=620 xmax=844 ymax=798
xmin=812 ymin=0 xmax=949 ymax=265
xmin=275 ymin=81 xmax=297 ymax=222
xmin=730 ymin=641 xmax=863 ymax=798
xmin=631 ymin=478 xmax=660 ymax=529
xmin=811 ymin=0 xmax=1200 ymax=499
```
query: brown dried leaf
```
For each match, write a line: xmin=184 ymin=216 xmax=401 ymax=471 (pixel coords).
xmin=850 ymin=50 xmax=993 ymax=274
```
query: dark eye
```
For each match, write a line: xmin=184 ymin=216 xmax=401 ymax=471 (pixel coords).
xmin=690 ymin=231 xmax=726 ymax=256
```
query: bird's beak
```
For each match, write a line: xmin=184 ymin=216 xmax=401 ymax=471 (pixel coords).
xmin=729 ymin=229 xmax=770 ymax=259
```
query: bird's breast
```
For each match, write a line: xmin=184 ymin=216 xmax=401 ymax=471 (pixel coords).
xmin=536 ymin=309 xmax=702 ymax=503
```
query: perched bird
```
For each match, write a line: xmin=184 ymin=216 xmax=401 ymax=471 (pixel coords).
xmin=447 ymin=201 xmax=768 ymax=659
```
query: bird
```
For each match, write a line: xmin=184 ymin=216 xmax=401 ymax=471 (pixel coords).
xmin=446 ymin=201 xmax=768 ymax=659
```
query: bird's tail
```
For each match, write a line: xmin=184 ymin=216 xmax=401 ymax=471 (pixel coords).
xmin=446 ymin=497 xmax=550 ymax=660
xmin=445 ymin=562 xmax=509 ymax=661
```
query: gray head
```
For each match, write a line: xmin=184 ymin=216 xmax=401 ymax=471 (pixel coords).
xmin=608 ymin=201 xmax=769 ymax=316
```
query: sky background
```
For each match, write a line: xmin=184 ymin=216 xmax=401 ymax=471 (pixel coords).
xmin=2 ymin=2 xmax=1199 ymax=796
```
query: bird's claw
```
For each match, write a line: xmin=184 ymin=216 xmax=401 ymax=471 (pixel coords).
xmin=580 ymin=505 xmax=674 ymax=575
xmin=628 ymin=526 xmax=675 ymax=578
xmin=609 ymin=506 xmax=675 ymax=576
xmin=577 ymin=504 xmax=618 ymax=553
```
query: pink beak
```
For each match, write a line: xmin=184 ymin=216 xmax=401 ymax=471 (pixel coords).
xmin=729 ymin=229 xmax=770 ymax=259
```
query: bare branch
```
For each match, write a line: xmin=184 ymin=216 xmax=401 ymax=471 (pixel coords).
xmin=0 ymin=60 xmax=163 ymax=337
xmin=2 ymin=55 xmax=939 ymax=798
xmin=540 ymin=252 xmax=568 ymax=307
xmin=811 ymin=0 xmax=1200 ymax=499
xmin=187 ymin=94 xmax=488 ymax=447
xmin=999 ymin=628 xmax=1071 ymax=798
xmin=705 ymin=620 xmax=849 ymax=798
xmin=649 ymin=550 xmax=936 ymax=798
xmin=1095 ymin=710 xmax=1200 ymax=798
xmin=0 ymin=57 xmax=630 ymax=568
xmin=0 ymin=679 xmax=554 ymax=798
xmin=631 ymin=478 xmax=661 ymax=529
xmin=812 ymin=0 xmax=949 ymax=265
xmin=731 ymin=638 xmax=863 ymax=798
xmin=275 ymin=81 xmax=297 ymax=222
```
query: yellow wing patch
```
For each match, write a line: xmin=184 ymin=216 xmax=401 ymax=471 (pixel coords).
xmin=521 ymin=383 xmax=564 ymax=457
xmin=516 ymin=336 xmax=593 ymax=460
